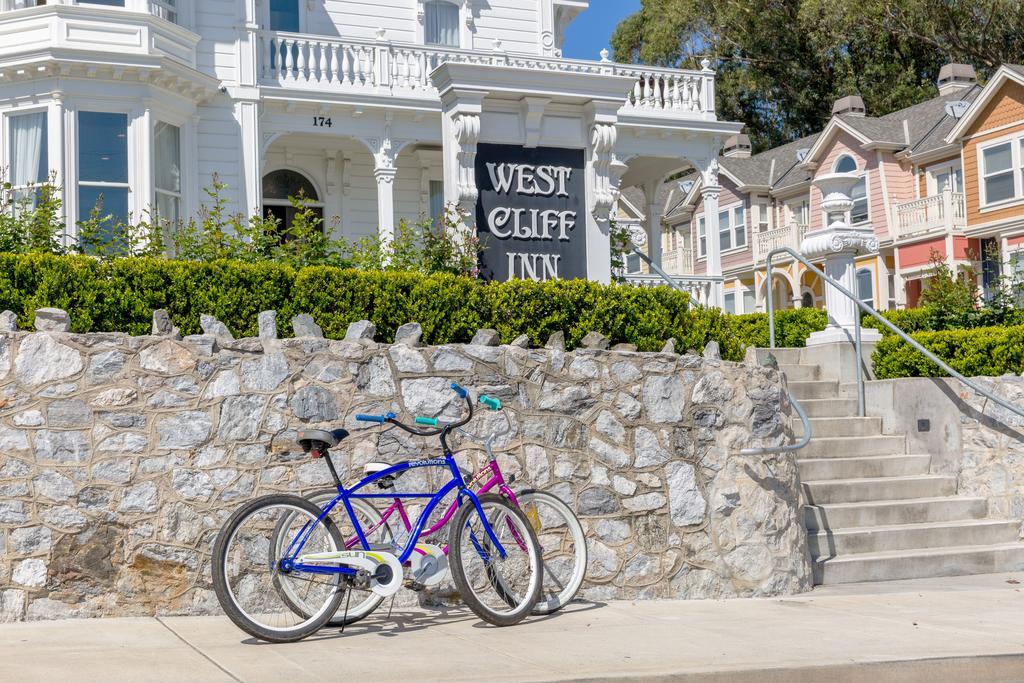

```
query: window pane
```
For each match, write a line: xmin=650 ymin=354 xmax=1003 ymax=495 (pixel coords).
xmin=79 ymin=112 xmax=128 ymax=183
xmin=269 ymin=0 xmax=300 ymax=32
xmin=78 ymin=186 xmax=129 ymax=235
xmin=698 ymin=236 xmax=706 ymax=256
xmin=425 ymin=1 xmax=459 ymax=47
xmin=429 ymin=179 xmax=445 ymax=223
xmin=742 ymin=289 xmax=756 ymax=313
xmin=154 ymin=122 xmax=181 ymax=194
xmin=851 ymin=178 xmax=868 ymax=223
xmin=834 ymin=155 xmax=857 ymax=173
xmin=262 ymin=170 xmax=318 ymax=201
xmin=724 ymin=293 xmax=736 ymax=315
xmin=857 ymin=269 xmax=873 ymax=305
xmin=697 ymin=217 xmax=705 ymax=236
xmin=985 ymin=172 xmax=1015 ymax=204
xmin=9 ymin=111 xmax=47 ymax=188
xmin=156 ymin=192 xmax=180 ymax=225
xmin=984 ymin=143 xmax=1012 ymax=175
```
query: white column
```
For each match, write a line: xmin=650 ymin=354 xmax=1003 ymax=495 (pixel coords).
xmin=804 ymin=173 xmax=882 ymax=345
xmin=374 ymin=166 xmax=397 ymax=245
xmin=235 ymin=99 xmax=262 ymax=218
xmin=584 ymin=102 xmax=622 ymax=285
xmin=701 ymin=188 xmax=723 ymax=308
xmin=644 ymin=180 xmax=663 ymax=270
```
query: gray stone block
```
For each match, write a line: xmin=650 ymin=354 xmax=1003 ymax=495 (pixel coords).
xmin=292 ymin=314 xmax=324 ymax=339
xmin=34 ymin=308 xmax=70 ymax=332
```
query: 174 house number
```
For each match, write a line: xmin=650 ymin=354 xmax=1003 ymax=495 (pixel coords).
xmin=313 ymin=116 xmax=333 ymax=128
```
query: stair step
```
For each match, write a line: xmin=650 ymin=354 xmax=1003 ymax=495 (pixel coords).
xmin=802 ymin=475 xmax=956 ymax=505
xmin=798 ymin=435 xmax=906 ymax=459
xmin=790 ymin=380 xmax=840 ymax=400
xmin=799 ymin=398 xmax=859 ymax=418
xmin=797 ymin=455 xmax=931 ymax=481
xmin=809 ymin=519 xmax=1022 ymax=557
xmin=813 ymin=542 xmax=1024 ymax=585
xmin=804 ymin=496 xmax=989 ymax=531
xmin=778 ymin=364 xmax=821 ymax=381
xmin=795 ymin=416 xmax=882 ymax=438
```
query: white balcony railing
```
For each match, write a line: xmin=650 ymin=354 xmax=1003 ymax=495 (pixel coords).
xmin=259 ymin=31 xmax=715 ymax=117
xmin=893 ymin=190 xmax=966 ymax=241
xmin=660 ymin=247 xmax=694 ymax=275
xmin=623 ymin=273 xmax=723 ymax=306
xmin=753 ymin=223 xmax=807 ymax=264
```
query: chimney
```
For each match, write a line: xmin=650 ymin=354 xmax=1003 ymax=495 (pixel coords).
xmin=723 ymin=133 xmax=752 ymax=158
xmin=832 ymin=95 xmax=866 ymax=117
xmin=937 ymin=63 xmax=977 ymax=96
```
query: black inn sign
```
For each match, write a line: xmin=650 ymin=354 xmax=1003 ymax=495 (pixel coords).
xmin=475 ymin=143 xmax=587 ymax=282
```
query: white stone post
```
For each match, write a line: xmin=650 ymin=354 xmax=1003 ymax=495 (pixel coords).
xmin=803 ymin=173 xmax=882 ymax=346
xmin=374 ymin=165 xmax=397 ymax=246
xmin=644 ymin=180 xmax=663 ymax=271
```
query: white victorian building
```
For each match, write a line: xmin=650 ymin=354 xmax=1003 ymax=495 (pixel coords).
xmin=0 ymin=0 xmax=738 ymax=300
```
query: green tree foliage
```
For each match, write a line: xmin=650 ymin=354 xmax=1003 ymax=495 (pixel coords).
xmin=611 ymin=0 xmax=1021 ymax=150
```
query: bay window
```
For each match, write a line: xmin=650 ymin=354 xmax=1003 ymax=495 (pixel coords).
xmin=8 ymin=111 xmax=48 ymax=215
xmin=425 ymin=1 xmax=459 ymax=47
xmin=78 ymin=111 xmax=130 ymax=232
xmin=717 ymin=205 xmax=746 ymax=252
xmin=981 ymin=142 xmax=1014 ymax=205
xmin=154 ymin=121 xmax=181 ymax=224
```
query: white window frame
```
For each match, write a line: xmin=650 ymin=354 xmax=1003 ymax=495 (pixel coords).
xmin=754 ymin=198 xmax=770 ymax=232
xmin=75 ymin=109 xmax=132 ymax=230
xmin=153 ymin=120 xmax=181 ymax=225
xmin=977 ymin=134 xmax=1023 ymax=210
xmin=695 ymin=214 xmax=706 ymax=258
xmin=925 ymin=159 xmax=963 ymax=196
xmin=417 ymin=0 xmax=471 ymax=49
xmin=723 ymin=291 xmax=736 ymax=315
xmin=856 ymin=267 xmax=874 ymax=306
xmin=717 ymin=201 xmax=746 ymax=254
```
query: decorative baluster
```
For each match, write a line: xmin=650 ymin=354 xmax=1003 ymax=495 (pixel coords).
xmin=284 ymin=39 xmax=295 ymax=81
xmin=399 ymin=49 xmax=410 ymax=89
xmin=632 ymin=78 xmax=642 ymax=107
xmin=672 ymin=76 xmax=682 ymax=109
xmin=340 ymin=45 xmax=351 ymax=85
xmin=329 ymin=43 xmax=339 ymax=84
xmin=317 ymin=42 xmax=327 ymax=83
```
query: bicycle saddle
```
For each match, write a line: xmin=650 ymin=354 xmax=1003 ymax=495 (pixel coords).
xmin=297 ymin=428 xmax=349 ymax=452
xmin=364 ymin=461 xmax=399 ymax=476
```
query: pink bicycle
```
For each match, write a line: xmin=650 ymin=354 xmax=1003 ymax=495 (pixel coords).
xmin=299 ymin=391 xmax=587 ymax=626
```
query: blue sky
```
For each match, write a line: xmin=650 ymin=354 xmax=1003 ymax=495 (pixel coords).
xmin=561 ymin=0 xmax=641 ymax=61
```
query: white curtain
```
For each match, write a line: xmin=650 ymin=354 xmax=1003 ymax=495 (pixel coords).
xmin=154 ymin=121 xmax=181 ymax=194
xmin=425 ymin=1 xmax=459 ymax=47
xmin=11 ymin=112 xmax=45 ymax=188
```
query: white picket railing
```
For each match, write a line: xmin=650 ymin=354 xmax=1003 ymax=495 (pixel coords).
xmin=660 ymin=247 xmax=695 ymax=275
xmin=753 ymin=223 xmax=807 ymax=264
xmin=893 ymin=191 xmax=966 ymax=240
xmin=622 ymin=273 xmax=721 ymax=305
xmin=259 ymin=31 xmax=715 ymax=117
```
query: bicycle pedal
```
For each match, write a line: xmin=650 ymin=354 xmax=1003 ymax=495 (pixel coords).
xmin=403 ymin=579 xmax=426 ymax=592
xmin=408 ymin=543 xmax=448 ymax=587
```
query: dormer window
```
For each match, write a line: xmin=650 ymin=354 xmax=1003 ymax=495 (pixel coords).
xmin=424 ymin=0 xmax=460 ymax=47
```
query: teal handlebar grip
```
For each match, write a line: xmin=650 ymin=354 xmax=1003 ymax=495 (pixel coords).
xmin=479 ymin=395 xmax=502 ymax=411
xmin=415 ymin=416 xmax=439 ymax=427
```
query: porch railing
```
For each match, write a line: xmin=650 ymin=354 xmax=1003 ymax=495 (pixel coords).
xmin=753 ymin=223 xmax=806 ymax=264
xmin=893 ymin=190 xmax=965 ymax=240
xmin=660 ymin=247 xmax=694 ymax=276
xmin=259 ymin=30 xmax=716 ymax=116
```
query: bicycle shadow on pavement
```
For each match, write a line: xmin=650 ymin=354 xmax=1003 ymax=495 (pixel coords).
xmin=240 ymin=600 xmax=608 ymax=645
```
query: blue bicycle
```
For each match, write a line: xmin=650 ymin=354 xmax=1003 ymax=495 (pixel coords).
xmin=211 ymin=383 xmax=544 ymax=643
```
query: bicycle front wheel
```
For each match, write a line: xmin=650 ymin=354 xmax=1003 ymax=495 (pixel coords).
xmin=518 ymin=490 xmax=588 ymax=614
xmin=213 ymin=495 xmax=345 ymax=643
xmin=448 ymin=493 xmax=542 ymax=626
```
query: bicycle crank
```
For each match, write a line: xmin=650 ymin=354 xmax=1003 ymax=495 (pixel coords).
xmin=297 ymin=550 xmax=403 ymax=597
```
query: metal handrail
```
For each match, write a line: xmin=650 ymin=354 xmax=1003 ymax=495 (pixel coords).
xmin=765 ymin=246 xmax=1024 ymax=422
xmin=740 ymin=386 xmax=812 ymax=456
xmin=629 ymin=248 xmax=706 ymax=307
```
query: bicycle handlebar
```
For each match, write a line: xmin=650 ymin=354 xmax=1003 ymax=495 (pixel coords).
xmin=356 ymin=384 xmax=474 ymax=437
xmin=479 ymin=395 xmax=502 ymax=411
xmin=355 ymin=412 xmax=395 ymax=424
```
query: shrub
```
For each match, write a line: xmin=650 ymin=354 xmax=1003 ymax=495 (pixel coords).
xmin=0 ymin=253 xmax=750 ymax=356
xmin=728 ymin=308 xmax=828 ymax=349
xmin=873 ymin=325 xmax=1024 ymax=379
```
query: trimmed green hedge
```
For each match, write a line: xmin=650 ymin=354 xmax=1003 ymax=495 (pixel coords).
xmin=0 ymin=253 xmax=744 ymax=356
xmin=728 ymin=309 xmax=828 ymax=349
xmin=873 ymin=325 xmax=1024 ymax=379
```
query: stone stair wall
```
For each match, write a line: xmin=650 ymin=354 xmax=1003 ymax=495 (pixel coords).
xmin=0 ymin=313 xmax=813 ymax=621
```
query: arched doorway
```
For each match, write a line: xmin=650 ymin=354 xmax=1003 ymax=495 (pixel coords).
xmin=262 ymin=169 xmax=324 ymax=237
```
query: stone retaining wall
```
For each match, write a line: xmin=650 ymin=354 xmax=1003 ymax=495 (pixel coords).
xmin=0 ymin=313 xmax=811 ymax=621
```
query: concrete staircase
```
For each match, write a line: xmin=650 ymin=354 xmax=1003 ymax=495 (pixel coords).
xmin=769 ymin=348 xmax=1024 ymax=585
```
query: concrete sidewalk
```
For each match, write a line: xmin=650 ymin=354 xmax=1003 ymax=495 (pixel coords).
xmin=4 ymin=574 xmax=1024 ymax=682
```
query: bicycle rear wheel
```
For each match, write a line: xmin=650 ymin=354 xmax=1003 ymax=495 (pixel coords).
xmin=213 ymin=494 xmax=345 ymax=643
xmin=448 ymin=493 xmax=542 ymax=626
xmin=517 ymin=490 xmax=588 ymax=614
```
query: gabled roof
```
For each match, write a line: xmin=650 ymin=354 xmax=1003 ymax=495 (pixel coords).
xmin=803 ymin=85 xmax=983 ymax=166
xmin=945 ymin=65 xmax=1024 ymax=143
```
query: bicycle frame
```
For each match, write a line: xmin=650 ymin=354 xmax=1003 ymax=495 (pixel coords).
xmin=281 ymin=453 xmax=508 ymax=577
xmin=344 ymin=459 xmax=521 ymax=554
